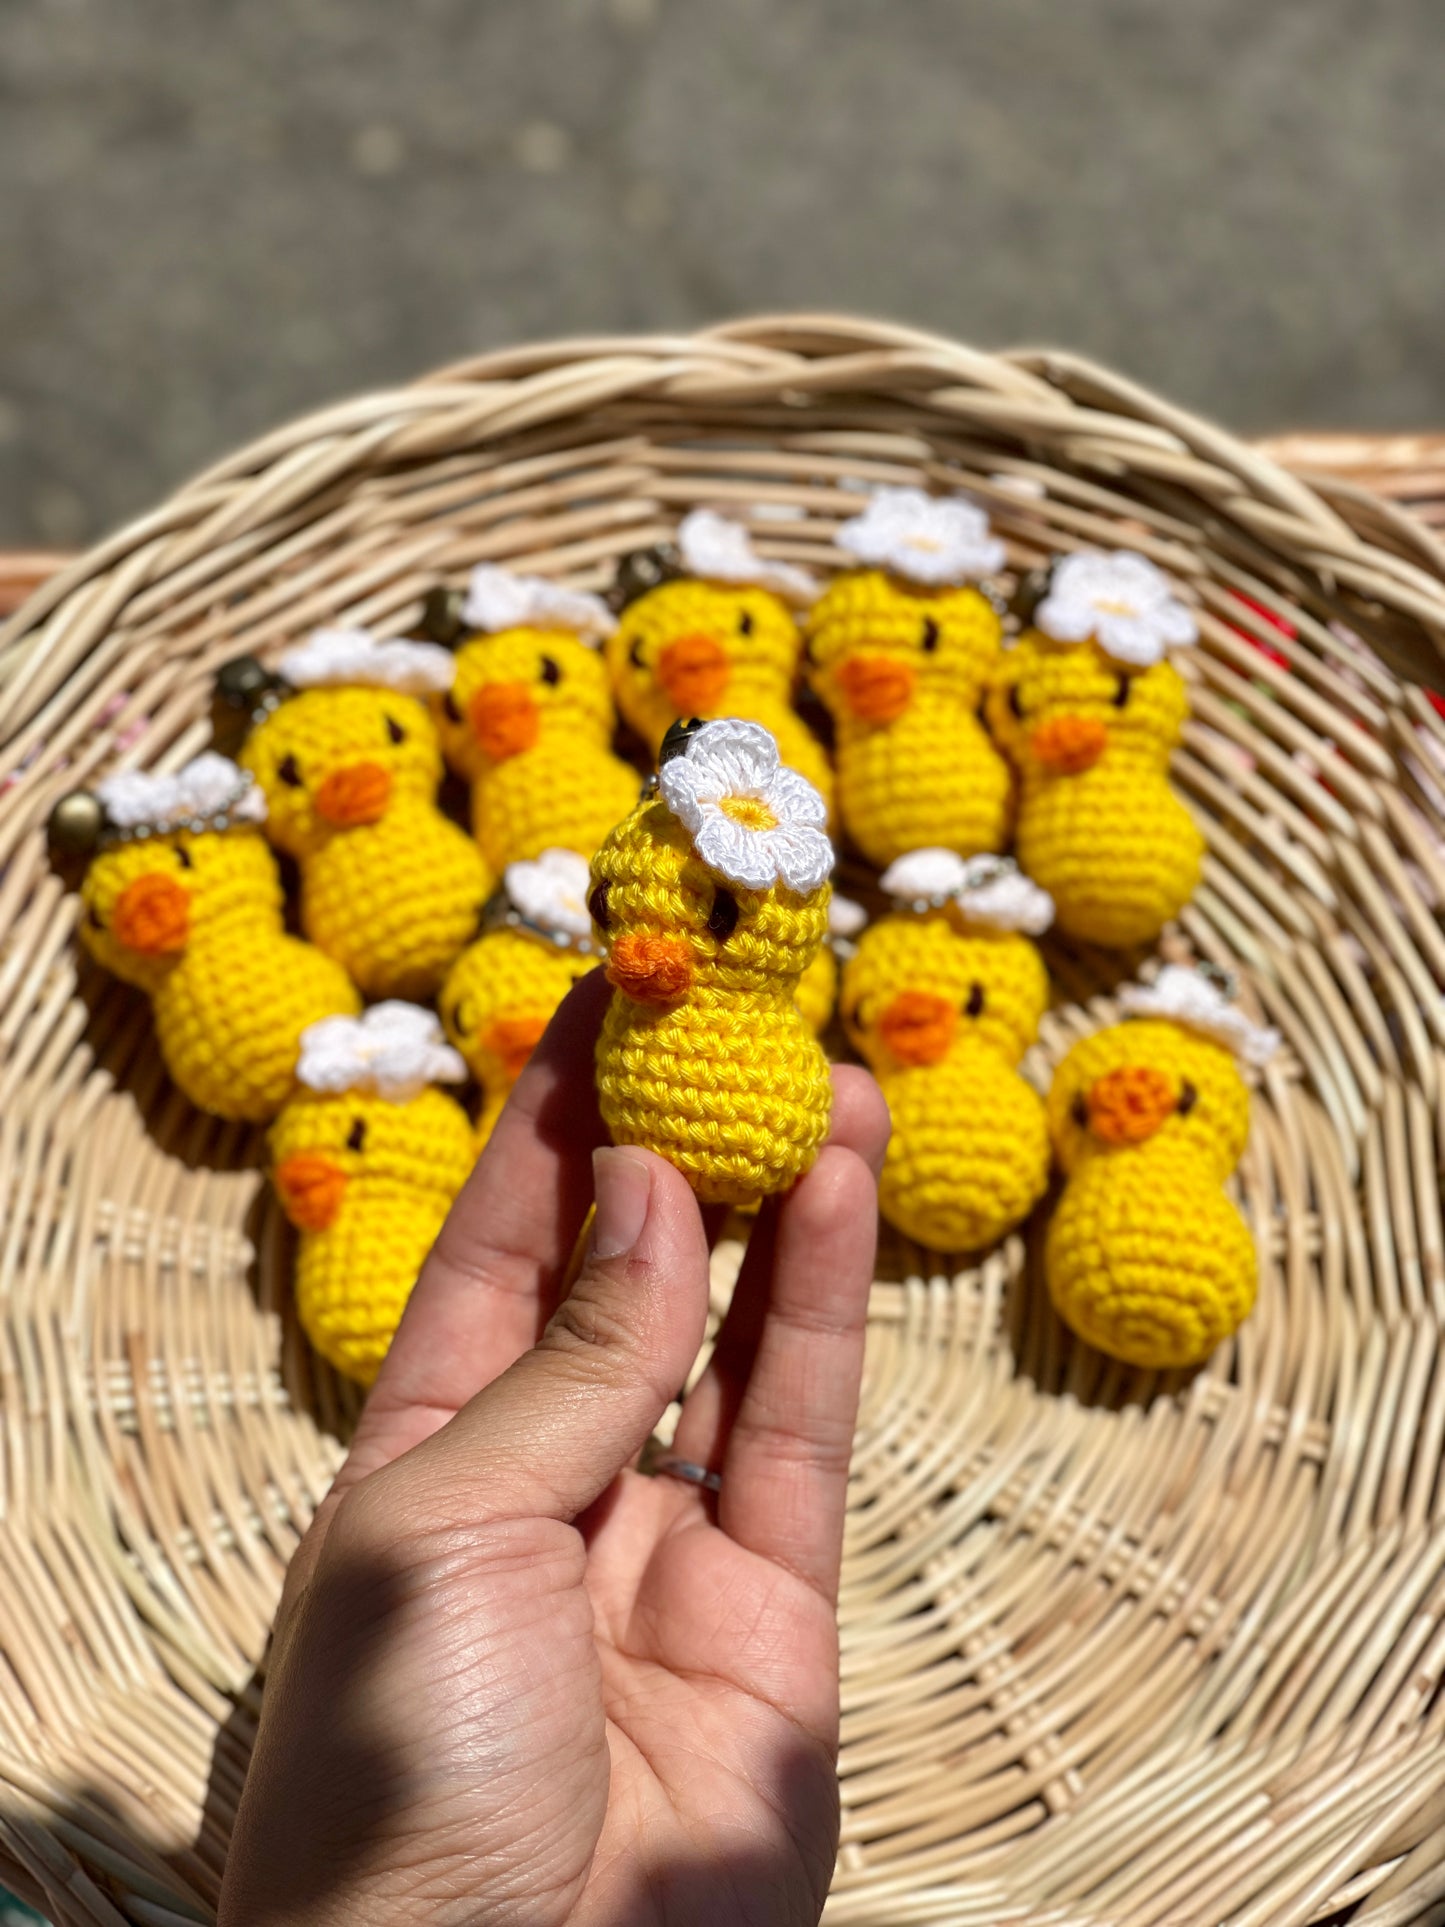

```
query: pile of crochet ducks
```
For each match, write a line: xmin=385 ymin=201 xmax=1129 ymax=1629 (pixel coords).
xmin=49 ymin=486 xmax=1278 ymax=1385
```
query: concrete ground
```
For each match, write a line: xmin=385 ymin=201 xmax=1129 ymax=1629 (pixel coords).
xmin=1 ymin=0 xmax=1443 ymax=547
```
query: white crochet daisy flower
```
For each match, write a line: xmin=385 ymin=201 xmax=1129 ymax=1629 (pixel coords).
xmin=504 ymin=848 xmax=594 ymax=942
xmin=676 ymin=510 xmax=817 ymax=602
xmin=462 ymin=566 xmax=616 ymax=644
xmin=828 ymin=894 xmax=867 ymax=939
xmin=279 ymin=627 xmax=457 ymax=695
xmin=297 ymin=1002 xmax=466 ymax=1104
xmin=1034 ymin=551 xmax=1198 ymax=667
xmin=96 ymin=752 xmax=267 ymax=832
xmin=880 ymin=849 xmax=1053 ymax=934
xmin=658 ymin=719 xmax=833 ymax=895
xmin=1120 ymin=965 xmax=1279 ymax=1067
xmin=835 ymin=486 xmax=1005 ymax=587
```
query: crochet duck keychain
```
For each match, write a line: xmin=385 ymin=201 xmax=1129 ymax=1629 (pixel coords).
xmin=842 ymin=848 xmax=1053 ymax=1251
xmin=805 ymin=486 xmax=1013 ymax=866
xmin=606 ymin=510 xmax=834 ymax=810
xmin=270 ymin=1002 xmax=474 ymax=1385
xmin=217 ymin=629 xmax=490 ymax=1000
xmin=426 ymin=566 xmax=641 ymax=873
xmin=590 ymin=717 xmax=834 ymax=1205
xmin=1045 ymin=963 xmax=1278 ymax=1370
xmin=441 ymin=848 xmax=604 ymax=1147
xmin=48 ymin=753 xmax=359 ymax=1121
xmin=986 ymin=550 xmax=1205 ymax=948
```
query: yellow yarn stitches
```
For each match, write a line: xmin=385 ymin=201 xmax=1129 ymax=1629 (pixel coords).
xmin=590 ymin=798 xmax=832 ymax=1205
xmin=79 ymin=825 xmax=359 ymax=1122
xmin=986 ymin=633 xmax=1204 ymax=948
xmin=269 ymin=1083 xmax=474 ymax=1385
xmin=843 ymin=911 xmax=1049 ymax=1250
xmin=436 ymin=624 xmax=641 ymax=873
xmin=805 ymin=568 xmax=1011 ymax=866
xmin=1044 ymin=1018 xmax=1256 ymax=1369
xmin=607 ymin=580 xmax=834 ymax=812
xmin=240 ymin=685 xmax=490 ymax=1001
xmin=441 ymin=927 xmax=600 ymax=1149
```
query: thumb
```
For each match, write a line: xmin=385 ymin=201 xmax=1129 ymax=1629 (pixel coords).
xmin=379 ymin=1146 xmax=710 ymax=1528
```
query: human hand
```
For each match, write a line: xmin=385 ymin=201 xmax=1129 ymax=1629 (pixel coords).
xmin=219 ymin=972 xmax=889 ymax=1926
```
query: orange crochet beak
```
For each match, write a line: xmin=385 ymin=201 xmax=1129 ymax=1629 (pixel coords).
xmin=483 ymin=1010 xmax=551 ymax=1083
xmin=273 ymin=1152 xmax=348 ymax=1232
xmin=656 ymin=633 xmax=731 ymax=714
xmin=315 ymin=761 xmax=393 ymax=827
xmin=836 ymin=653 xmax=916 ymax=725
xmin=607 ymin=931 xmax=693 ymax=1004
xmin=1082 ymin=1066 xmax=1177 ymax=1145
xmin=1031 ymin=715 xmax=1108 ymax=775
xmin=878 ymin=990 xmax=957 ymax=1067
xmin=112 ymin=872 xmax=191 ymax=957
xmin=469 ymin=682 xmax=540 ymax=762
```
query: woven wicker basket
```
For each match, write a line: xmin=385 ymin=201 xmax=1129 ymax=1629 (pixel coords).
xmin=5 ymin=317 xmax=1445 ymax=1927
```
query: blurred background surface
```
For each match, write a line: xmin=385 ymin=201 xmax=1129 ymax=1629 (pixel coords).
xmin=2 ymin=0 xmax=1443 ymax=547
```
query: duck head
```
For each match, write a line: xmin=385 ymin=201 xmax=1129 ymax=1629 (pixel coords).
xmin=1048 ymin=1018 xmax=1249 ymax=1179
xmin=805 ymin=570 xmax=1004 ymax=728
xmin=987 ymin=632 xmax=1189 ymax=778
xmin=842 ymin=913 xmax=1047 ymax=1073
xmin=270 ymin=1084 xmax=474 ymax=1235
xmin=607 ymin=577 xmax=804 ymax=745
xmin=438 ymin=625 xmax=617 ymax=778
xmin=441 ymin=926 xmax=598 ymax=1095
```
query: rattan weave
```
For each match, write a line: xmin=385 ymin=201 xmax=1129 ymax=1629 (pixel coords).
xmin=4 ymin=318 xmax=1445 ymax=1926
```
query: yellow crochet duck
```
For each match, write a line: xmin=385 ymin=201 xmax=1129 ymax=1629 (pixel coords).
xmin=1045 ymin=965 xmax=1277 ymax=1370
xmin=220 ymin=630 xmax=490 ymax=1001
xmin=269 ymin=1003 xmax=474 ymax=1385
xmin=50 ymin=754 xmax=358 ymax=1121
xmin=986 ymin=550 xmax=1204 ymax=948
xmin=591 ymin=718 xmax=834 ymax=1205
xmin=606 ymin=510 xmax=834 ymax=810
xmin=805 ymin=487 xmax=1011 ymax=867
xmin=794 ymin=892 xmax=866 ymax=1035
xmin=441 ymin=849 xmax=603 ymax=1147
xmin=430 ymin=566 xmax=640 ymax=873
xmin=843 ymin=850 xmax=1052 ymax=1251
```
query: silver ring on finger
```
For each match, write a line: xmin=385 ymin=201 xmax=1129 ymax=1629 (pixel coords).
xmin=653 ymin=1455 xmax=723 ymax=1494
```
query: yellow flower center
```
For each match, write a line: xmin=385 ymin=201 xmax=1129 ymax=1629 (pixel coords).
xmin=719 ymin=794 xmax=778 ymax=832
xmin=1095 ymin=596 xmax=1140 ymax=618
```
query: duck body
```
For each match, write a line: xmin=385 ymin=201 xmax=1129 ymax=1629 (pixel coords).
xmin=608 ymin=580 xmax=833 ymax=812
xmin=241 ymin=684 xmax=489 ymax=999
xmin=438 ymin=625 xmax=641 ymax=872
xmin=806 ymin=569 xmax=1010 ymax=867
xmin=590 ymin=791 xmax=832 ymax=1206
xmin=270 ymin=1084 xmax=474 ymax=1384
xmin=843 ymin=911 xmax=1049 ymax=1251
xmin=1044 ymin=1018 xmax=1256 ymax=1369
xmin=80 ymin=825 xmax=358 ymax=1121
xmin=988 ymin=632 xmax=1204 ymax=948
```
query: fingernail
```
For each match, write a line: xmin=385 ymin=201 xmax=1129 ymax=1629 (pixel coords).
xmin=591 ymin=1147 xmax=652 ymax=1260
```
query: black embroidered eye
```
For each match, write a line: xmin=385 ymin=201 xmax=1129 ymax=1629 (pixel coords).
xmin=86 ymin=904 xmax=104 ymax=930
xmin=385 ymin=714 xmax=406 ymax=744
xmin=707 ymin=888 xmax=740 ymax=941
xmin=739 ymin=611 xmax=754 ymax=637
xmin=540 ymin=656 xmax=562 ymax=687
xmin=1007 ymin=684 xmax=1025 ymax=721
xmin=443 ymin=691 xmax=462 ymax=724
xmin=921 ymin=618 xmax=940 ymax=653
xmin=174 ymin=845 xmax=193 ymax=871
xmin=1071 ymin=1093 xmax=1089 ymax=1128
xmin=964 ymin=983 xmax=985 ymax=1018
xmin=588 ymin=880 xmax=611 ymax=931
xmin=1178 ymin=1079 xmax=1198 ymax=1116
xmin=277 ymin=753 xmax=302 ymax=788
xmin=449 ymin=997 xmax=475 ymax=1038
xmin=1113 ymin=674 xmax=1131 ymax=710
xmin=629 ymin=638 xmax=645 ymax=670
xmin=346 ymin=1118 xmax=367 ymax=1153
xmin=846 ymin=997 xmax=872 ymax=1032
